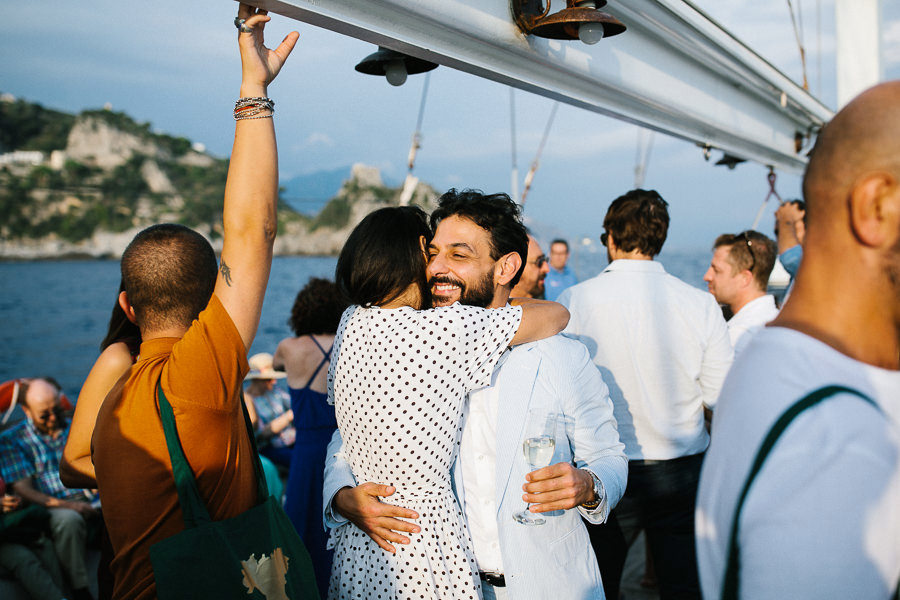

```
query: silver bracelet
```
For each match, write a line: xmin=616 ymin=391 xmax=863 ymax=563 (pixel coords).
xmin=234 ymin=96 xmax=275 ymax=120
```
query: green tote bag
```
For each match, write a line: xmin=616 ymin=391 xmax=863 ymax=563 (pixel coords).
xmin=149 ymin=384 xmax=319 ymax=599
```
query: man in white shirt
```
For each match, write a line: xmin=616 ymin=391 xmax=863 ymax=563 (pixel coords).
xmin=323 ymin=189 xmax=628 ymax=600
xmin=696 ymin=83 xmax=900 ymax=599
xmin=559 ymin=189 xmax=733 ymax=599
xmin=703 ymin=230 xmax=779 ymax=357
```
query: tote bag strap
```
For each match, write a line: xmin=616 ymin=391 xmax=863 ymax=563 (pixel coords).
xmin=156 ymin=382 xmax=269 ymax=530
xmin=721 ymin=384 xmax=880 ymax=600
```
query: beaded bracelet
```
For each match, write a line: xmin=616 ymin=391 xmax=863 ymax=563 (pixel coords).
xmin=234 ymin=97 xmax=275 ymax=121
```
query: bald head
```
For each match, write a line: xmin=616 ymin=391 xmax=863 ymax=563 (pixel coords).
xmin=22 ymin=379 xmax=63 ymax=435
xmin=803 ymin=81 xmax=900 ymax=230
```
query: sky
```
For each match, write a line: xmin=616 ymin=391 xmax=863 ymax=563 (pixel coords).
xmin=3 ymin=0 xmax=899 ymax=251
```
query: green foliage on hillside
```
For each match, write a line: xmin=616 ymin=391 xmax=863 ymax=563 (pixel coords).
xmin=0 ymin=98 xmax=75 ymax=153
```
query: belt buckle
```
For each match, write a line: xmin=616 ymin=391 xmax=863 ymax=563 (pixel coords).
xmin=479 ymin=571 xmax=505 ymax=588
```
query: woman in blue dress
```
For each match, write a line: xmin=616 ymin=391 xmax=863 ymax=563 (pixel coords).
xmin=274 ymin=278 xmax=349 ymax=597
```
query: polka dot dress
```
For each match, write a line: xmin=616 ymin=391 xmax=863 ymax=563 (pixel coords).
xmin=327 ymin=303 xmax=522 ymax=600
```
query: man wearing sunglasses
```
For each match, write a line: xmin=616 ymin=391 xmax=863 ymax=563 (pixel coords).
xmin=0 ymin=378 xmax=97 ymax=600
xmin=703 ymin=230 xmax=779 ymax=358
xmin=510 ymin=234 xmax=551 ymax=299
xmin=558 ymin=189 xmax=733 ymax=600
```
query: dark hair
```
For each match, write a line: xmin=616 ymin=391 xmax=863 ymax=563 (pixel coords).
xmin=100 ymin=281 xmax=142 ymax=352
xmin=335 ymin=206 xmax=432 ymax=307
xmin=121 ymin=224 xmax=218 ymax=331
xmin=288 ymin=278 xmax=349 ymax=336
xmin=602 ymin=189 xmax=669 ymax=257
xmin=430 ymin=189 xmax=529 ymax=287
xmin=550 ymin=239 xmax=569 ymax=251
xmin=713 ymin=230 xmax=777 ymax=290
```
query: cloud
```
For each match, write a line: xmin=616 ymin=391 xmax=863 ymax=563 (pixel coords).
xmin=884 ymin=20 xmax=900 ymax=68
xmin=303 ymin=132 xmax=336 ymax=148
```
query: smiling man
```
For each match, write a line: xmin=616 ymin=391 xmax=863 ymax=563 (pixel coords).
xmin=323 ymin=189 xmax=627 ymax=600
xmin=703 ymin=230 xmax=778 ymax=357
xmin=510 ymin=234 xmax=550 ymax=300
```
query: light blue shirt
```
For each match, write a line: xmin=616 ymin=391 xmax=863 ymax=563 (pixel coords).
xmin=544 ymin=265 xmax=578 ymax=301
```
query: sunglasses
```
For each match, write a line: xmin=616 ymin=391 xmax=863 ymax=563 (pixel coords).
xmin=600 ymin=232 xmax=608 ymax=247
xmin=530 ymin=254 xmax=547 ymax=268
xmin=738 ymin=231 xmax=756 ymax=274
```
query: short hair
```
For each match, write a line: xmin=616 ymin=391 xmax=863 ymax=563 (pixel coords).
xmin=336 ymin=206 xmax=432 ymax=307
xmin=430 ymin=189 xmax=529 ymax=287
xmin=288 ymin=278 xmax=349 ymax=336
xmin=603 ymin=189 xmax=670 ymax=257
xmin=121 ymin=224 xmax=218 ymax=331
xmin=713 ymin=230 xmax=777 ymax=290
xmin=550 ymin=239 xmax=569 ymax=251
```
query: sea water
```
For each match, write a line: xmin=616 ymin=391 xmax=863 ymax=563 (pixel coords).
xmin=0 ymin=250 xmax=712 ymax=400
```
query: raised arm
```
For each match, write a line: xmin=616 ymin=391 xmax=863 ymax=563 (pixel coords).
xmin=60 ymin=342 xmax=133 ymax=489
xmin=508 ymin=297 xmax=569 ymax=345
xmin=214 ymin=4 xmax=299 ymax=349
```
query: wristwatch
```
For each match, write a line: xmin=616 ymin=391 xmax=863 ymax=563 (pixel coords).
xmin=580 ymin=469 xmax=603 ymax=510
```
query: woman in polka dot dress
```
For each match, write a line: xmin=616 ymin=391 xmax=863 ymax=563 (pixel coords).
xmin=326 ymin=206 xmax=568 ymax=599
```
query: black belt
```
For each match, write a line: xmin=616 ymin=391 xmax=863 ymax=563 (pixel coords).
xmin=479 ymin=571 xmax=505 ymax=587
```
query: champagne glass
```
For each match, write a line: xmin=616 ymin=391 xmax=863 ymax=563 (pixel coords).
xmin=513 ymin=410 xmax=557 ymax=525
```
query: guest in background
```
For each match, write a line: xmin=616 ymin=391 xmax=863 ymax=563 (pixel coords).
xmin=703 ymin=231 xmax=779 ymax=358
xmin=773 ymin=199 xmax=806 ymax=279
xmin=544 ymin=238 xmax=578 ymax=301
xmin=244 ymin=352 xmax=294 ymax=469
xmin=273 ymin=277 xmax=347 ymax=597
xmin=0 ymin=379 xmax=98 ymax=600
xmin=510 ymin=234 xmax=550 ymax=299
xmin=0 ymin=473 xmax=66 ymax=600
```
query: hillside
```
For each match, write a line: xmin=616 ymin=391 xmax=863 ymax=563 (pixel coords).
xmin=0 ymin=94 xmax=438 ymax=259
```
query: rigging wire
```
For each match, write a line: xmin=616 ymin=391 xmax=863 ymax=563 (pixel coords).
xmin=786 ymin=0 xmax=810 ymax=91
xmin=816 ymin=0 xmax=822 ymax=98
xmin=399 ymin=72 xmax=431 ymax=206
xmin=510 ymin=88 xmax=519 ymax=204
xmin=633 ymin=128 xmax=655 ymax=189
xmin=520 ymin=101 xmax=559 ymax=207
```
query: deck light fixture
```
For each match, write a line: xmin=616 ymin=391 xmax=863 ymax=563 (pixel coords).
xmin=512 ymin=0 xmax=626 ymax=45
xmin=355 ymin=46 xmax=438 ymax=87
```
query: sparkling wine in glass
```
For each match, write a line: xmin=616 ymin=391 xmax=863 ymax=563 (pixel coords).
xmin=513 ymin=410 xmax=557 ymax=525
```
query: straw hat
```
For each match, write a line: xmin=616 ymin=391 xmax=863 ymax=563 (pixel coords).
xmin=245 ymin=353 xmax=287 ymax=380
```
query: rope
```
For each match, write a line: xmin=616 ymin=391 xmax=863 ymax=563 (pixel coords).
xmin=786 ymin=0 xmax=809 ymax=91
xmin=521 ymin=101 xmax=559 ymax=206
xmin=751 ymin=167 xmax=783 ymax=230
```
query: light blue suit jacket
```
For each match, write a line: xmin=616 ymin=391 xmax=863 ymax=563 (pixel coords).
xmin=323 ymin=334 xmax=627 ymax=600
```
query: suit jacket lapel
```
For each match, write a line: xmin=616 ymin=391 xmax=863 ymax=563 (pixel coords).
xmin=494 ymin=345 xmax=542 ymax=509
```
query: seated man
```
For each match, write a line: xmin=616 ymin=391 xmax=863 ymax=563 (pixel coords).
xmin=0 ymin=378 xmax=97 ymax=600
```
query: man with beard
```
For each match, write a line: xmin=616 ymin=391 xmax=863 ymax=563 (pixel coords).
xmin=696 ymin=82 xmax=900 ymax=599
xmin=510 ymin=234 xmax=550 ymax=299
xmin=323 ymin=189 xmax=627 ymax=600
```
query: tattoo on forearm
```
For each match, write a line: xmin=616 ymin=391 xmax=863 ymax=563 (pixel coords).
xmin=220 ymin=259 xmax=233 ymax=287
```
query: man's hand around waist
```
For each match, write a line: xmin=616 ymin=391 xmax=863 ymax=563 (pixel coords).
xmin=333 ymin=483 xmax=420 ymax=554
xmin=522 ymin=462 xmax=594 ymax=513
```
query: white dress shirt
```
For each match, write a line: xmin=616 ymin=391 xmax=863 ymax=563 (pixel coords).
xmin=459 ymin=380 xmax=505 ymax=573
xmin=727 ymin=294 xmax=779 ymax=358
xmin=559 ymin=259 xmax=733 ymax=461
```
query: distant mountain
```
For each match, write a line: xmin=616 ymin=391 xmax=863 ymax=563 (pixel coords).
xmin=281 ymin=166 xmax=402 ymax=215
xmin=281 ymin=166 xmax=353 ymax=215
xmin=0 ymin=93 xmax=438 ymax=259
